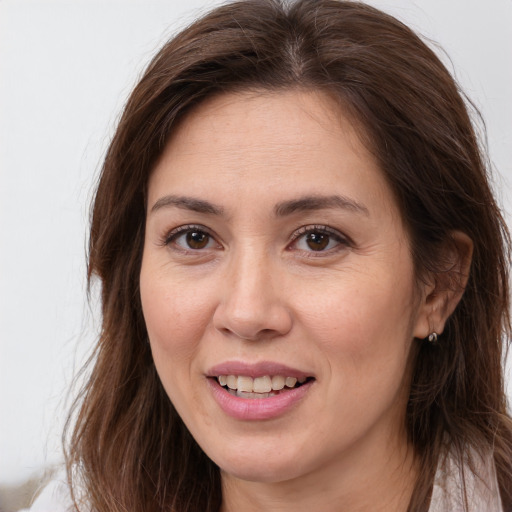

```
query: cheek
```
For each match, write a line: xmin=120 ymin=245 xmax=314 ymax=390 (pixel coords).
xmin=140 ymin=267 xmax=217 ymax=425
xmin=140 ymin=264 xmax=213 ymax=370
xmin=295 ymin=267 xmax=417 ymax=406
xmin=298 ymin=271 xmax=415 ymax=347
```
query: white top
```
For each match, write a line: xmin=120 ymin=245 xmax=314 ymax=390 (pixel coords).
xmin=429 ymin=448 xmax=503 ymax=511
xmin=20 ymin=450 xmax=504 ymax=512
xmin=19 ymin=476 xmax=74 ymax=512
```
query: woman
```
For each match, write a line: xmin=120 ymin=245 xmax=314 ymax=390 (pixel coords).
xmin=25 ymin=0 xmax=512 ymax=511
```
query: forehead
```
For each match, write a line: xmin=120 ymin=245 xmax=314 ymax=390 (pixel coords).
xmin=159 ymin=89 xmax=366 ymax=167
xmin=148 ymin=89 xmax=400 ymax=224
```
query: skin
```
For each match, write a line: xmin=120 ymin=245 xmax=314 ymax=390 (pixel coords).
xmin=140 ymin=90 xmax=465 ymax=511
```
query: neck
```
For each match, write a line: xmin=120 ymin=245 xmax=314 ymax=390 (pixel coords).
xmin=220 ymin=434 xmax=418 ymax=512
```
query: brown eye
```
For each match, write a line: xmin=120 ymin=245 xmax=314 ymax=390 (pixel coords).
xmin=165 ymin=226 xmax=217 ymax=251
xmin=292 ymin=226 xmax=349 ymax=254
xmin=185 ymin=230 xmax=210 ymax=249
xmin=305 ymin=232 xmax=330 ymax=251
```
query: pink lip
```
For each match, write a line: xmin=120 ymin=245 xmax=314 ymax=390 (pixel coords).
xmin=206 ymin=360 xmax=315 ymax=421
xmin=207 ymin=360 xmax=312 ymax=379
xmin=207 ymin=379 xmax=313 ymax=421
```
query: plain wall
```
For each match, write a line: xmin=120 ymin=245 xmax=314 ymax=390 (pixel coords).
xmin=1 ymin=0 xmax=511 ymax=485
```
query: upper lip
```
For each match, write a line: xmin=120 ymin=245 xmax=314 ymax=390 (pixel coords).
xmin=207 ymin=360 xmax=313 ymax=379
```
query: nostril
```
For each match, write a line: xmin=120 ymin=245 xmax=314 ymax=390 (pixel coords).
xmin=214 ymin=326 xmax=283 ymax=342
xmin=212 ymin=294 xmax=293 ymax=341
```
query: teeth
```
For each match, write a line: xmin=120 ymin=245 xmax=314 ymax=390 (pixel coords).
xmin=226 ymin=375 xmax=237 ymax=390
xmin=235 ymin=390 xmax=276 ymax=399
xmin=237 ymin=376 xmax=253 ymax=392
xmin=271 ymin=375 xmax=285 ymax=390
xmin=217 ymin=374 xmax=308 ymax=393
xmin=253 ymin=376 xmax=272 ymax=393
xmin=285 ymin=377 xmax=297 ymax=388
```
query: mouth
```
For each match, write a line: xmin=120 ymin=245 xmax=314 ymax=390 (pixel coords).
xmin=206 ymin=361 xmax=316 ymax=419
xmin=214 ymin=374 xmax=314 ymax=399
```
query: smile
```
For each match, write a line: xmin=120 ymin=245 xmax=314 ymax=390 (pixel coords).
xmin=207 ymin=364 xmax=315 ymax=420
xmin=217 ymin=375 xmax=309 ymax=398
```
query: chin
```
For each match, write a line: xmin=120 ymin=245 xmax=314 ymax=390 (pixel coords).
xmin=207 ymin=440 xmax=312 ymax=484
xmin=220 ymin=461 xmax=305 ymax=484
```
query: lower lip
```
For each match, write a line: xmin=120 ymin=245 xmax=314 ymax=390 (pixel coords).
xmin=207 ymin=378 xmax=314 ymax=421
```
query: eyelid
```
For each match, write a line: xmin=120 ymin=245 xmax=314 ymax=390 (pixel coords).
xmin=159 ymin=223 xmax=350 ymax=255
xmin=288 ymin=224 xmax=352 ymax=253
xmin=162 ymin=224 xmax=221 ymax=250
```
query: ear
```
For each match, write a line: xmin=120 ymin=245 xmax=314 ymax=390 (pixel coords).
xmin=413 ymin=231 xmax=473 ymax=340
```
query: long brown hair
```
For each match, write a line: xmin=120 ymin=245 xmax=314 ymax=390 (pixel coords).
xmin=65 ymin=1 xmax=512 ymax=510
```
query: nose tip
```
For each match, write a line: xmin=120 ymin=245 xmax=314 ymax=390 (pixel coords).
xmin=214 ymin=306 xmax=293 ymax=341
xmin=212 ymin=269 xmax=293 ymax=341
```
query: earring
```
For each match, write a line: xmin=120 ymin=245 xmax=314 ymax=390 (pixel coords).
xmin=427 ymin=332 xmax=438 ymax=343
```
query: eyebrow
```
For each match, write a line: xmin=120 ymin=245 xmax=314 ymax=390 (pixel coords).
xmin=150 ymin=193 xmax=369 ymax=217
xmin=274 ymin=195 xmax=369 ymax=217
xmin=150 ymin=195 xmax=224 ymax=215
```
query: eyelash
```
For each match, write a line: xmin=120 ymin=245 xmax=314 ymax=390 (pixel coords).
xmin=162 ymin=224 xmax=217 ymax=252
xmin=161 ymin=224 xmax=351 ymax=255
xmin=288 ymin=225 xmax=351 ymax=256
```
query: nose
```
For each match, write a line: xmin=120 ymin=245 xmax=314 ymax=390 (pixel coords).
xmin=212 ymin=250 xmax=293 ymax=341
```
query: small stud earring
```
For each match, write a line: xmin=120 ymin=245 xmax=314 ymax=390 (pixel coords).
xmin=427 ymin=332 xmax=438 ymax=343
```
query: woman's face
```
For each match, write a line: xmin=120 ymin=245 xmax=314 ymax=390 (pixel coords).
xmin=140 ymin=90 xmax=430 ymax=483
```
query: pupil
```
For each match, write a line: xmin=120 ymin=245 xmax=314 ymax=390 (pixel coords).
xmin=306 ymin=232 xmax=329 ymax=251
xmin=186 ymin=231 xmax=208 ymax=249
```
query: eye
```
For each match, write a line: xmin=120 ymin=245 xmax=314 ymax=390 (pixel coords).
xmin=164 ymin=225 xmax=218 ymax=251
xmin=291 ymin=225 xmax=349 ymax=253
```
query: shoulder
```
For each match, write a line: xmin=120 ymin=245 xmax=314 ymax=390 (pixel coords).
xmin=19 ymin=472 xmax=77 ymax=512
xmin=429 ymin=446 xmax=503 ymax=512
